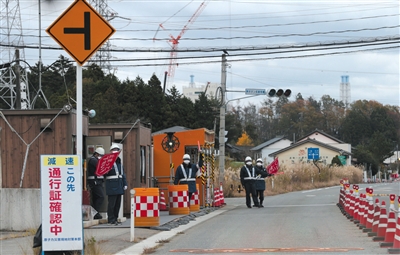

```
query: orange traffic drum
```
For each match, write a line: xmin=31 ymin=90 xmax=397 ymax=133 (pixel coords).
xmin=168 ymin=185 xmax=190 ymax=215
xmin=133 ymin=188 xmax=160 ymax=227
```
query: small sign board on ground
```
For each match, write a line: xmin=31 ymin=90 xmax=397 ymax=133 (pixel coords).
xmin=41 ymin=155 xmax=83 ymax=252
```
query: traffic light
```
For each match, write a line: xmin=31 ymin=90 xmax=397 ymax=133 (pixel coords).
xmin=267 ymin=89 xmax=291 ymax=97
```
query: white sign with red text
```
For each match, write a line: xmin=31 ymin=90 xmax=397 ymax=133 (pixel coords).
xmin=41 ymin=155 xmax=83 ymax=252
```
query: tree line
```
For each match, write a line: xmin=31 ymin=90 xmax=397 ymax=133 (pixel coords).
xmin=4 ymin=55 xmax=400 ymax=176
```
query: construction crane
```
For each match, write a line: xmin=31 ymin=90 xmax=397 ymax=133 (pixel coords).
xmin=154 ymin=1 xmax=208 ymax=87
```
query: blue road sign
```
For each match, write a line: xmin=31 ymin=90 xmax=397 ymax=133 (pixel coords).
xmin=245 ymin=88 xmax=266 ymax=95
xmin=308 ymin=148 xmax=320 ymax=160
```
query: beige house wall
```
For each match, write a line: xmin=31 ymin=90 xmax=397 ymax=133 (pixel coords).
xmin=275 ymin=141 xmax=344 ymax=166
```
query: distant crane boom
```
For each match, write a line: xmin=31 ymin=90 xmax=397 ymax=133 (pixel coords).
xmin=155 ymin=1 xmax=208 ymax=86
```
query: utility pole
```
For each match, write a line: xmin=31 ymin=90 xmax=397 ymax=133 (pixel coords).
xmin=218 ymin=54 xmax=227 ymax=185
xmin=397 ymin=144 xmax=399 ymax=173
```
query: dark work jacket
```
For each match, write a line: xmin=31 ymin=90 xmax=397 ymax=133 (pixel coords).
xmin=87 ymin=155 xmax=104 ymax=187
xmin=105 ymin=157 xmax=127 ymax=196
xmin=174 ymin=158 xmax=203 ymax=193
xmin=254 ymin=165 xmax=270 ymax=190
xmin=240 ymin=164 xmax=268 ymax=186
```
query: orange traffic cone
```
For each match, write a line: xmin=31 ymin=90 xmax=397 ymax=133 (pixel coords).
xmin=358 ymin=194 xmax=367 ymax=229
xmin=380 ymin=211 xmax=396 ymax=247
xmin=363 ymin=197 xmax=374 ymax=233
xmin=352 ymin=194 xmax=360 ymax=223
xmin=368 ymin=198 xmax=381 ymax=237
xmin=372 ymin=200 xmax=388 ymax=242
xmin=159 ymin=190 xmax=167 ymax=211
xmin=388 ymin=196 xmax=400 ymax=254
xmin=219 ymin=182 xmax=225 ymax=206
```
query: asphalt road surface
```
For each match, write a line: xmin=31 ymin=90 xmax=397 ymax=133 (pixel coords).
xmin=149 ymin=182 xmax=400 ymax=255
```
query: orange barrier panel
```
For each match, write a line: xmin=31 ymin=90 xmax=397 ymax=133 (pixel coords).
xmin=168 ymin=185 xmax=189 ymax=215
xmin=134 ymin=188 xmax=160 ymax=227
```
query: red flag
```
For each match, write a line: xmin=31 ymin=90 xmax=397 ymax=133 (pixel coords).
xmin=95 ymin=151 xmax=120 ymax=176
xmin=267 ymin=158 xmax=279 ymax=174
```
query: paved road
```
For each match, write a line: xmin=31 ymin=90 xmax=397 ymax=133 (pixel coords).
xmin=149 ymin=183 xmax=400 ymax=255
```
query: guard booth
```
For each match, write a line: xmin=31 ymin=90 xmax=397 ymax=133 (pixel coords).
xmin=152 ymin=126 xmax=215 ymax=207
xmin=87 ymin=121 xmax=152 ymax=218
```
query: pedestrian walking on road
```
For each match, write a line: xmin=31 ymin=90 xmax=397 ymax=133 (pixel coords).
xmin=87 ymin=147 xmax=106 ymax=219
xmin=174 ymin=153 xmax=203 ymax=204
xmin=240 ymin=156 xmax=268 ymax=208
xmin=254 ymin=158 xmax=273 ymax=207
xmin=105 ymin=144 xmax=127 ymax=225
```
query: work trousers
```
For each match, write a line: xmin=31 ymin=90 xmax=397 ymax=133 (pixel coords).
xmin=256 ymin=190 xmax=264 ymax=205
xmin=107 ymin=194 xmax=122 ymax=223
xmin=89 ymin=182 xmax=105 ymax=213
xmin=244 ymin=181 xmax=259 ymax=207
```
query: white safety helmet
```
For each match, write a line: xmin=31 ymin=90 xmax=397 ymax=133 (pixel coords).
xmin=245 ymin=156 xmax=252 ymax=162
xmin=256 ymin=158 xmax=263 ymax=163
xmin=110 ymin=144 xmax=120 ymax=151
xmin=183 ymin=154 xmax=191 ymax=160
xmin=95 ymin=147 xmax=105 ymax=155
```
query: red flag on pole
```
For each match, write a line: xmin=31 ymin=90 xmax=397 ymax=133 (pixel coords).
xmin=267 ymin=157 xmax=279 ymax=174
xmin=95 ymin=151 xmax=120 ymax=176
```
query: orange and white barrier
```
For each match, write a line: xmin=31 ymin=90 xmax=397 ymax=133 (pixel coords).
xmin=133 ymin=188 xmax=160 ymax=227
xmin=168 ymin=185 xmax=189 ymax=215
xmin=159 ymin=190 xmax=167 ymax=211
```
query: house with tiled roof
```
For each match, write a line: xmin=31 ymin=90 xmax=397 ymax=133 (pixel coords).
xmin=250 ymin=136 xmax=292 ymax=164
xmin=269 ymin=138 xmax=352 ymax=167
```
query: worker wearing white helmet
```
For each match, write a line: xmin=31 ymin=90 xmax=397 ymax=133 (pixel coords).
xmin=174 ymin=153 xmax=203 ymax=205
xmin=87 ymin=147 xmax=106 ymax=219
xmin=254 ymin=158 xmax=273 ymax=207
xmin=105 ymin=143 xmax=128 ymax=225
xmin=240 ymin=156 xmax=269 ymax=208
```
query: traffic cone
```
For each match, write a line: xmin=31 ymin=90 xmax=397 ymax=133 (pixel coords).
xmin=219 ymin=182 xmax=225 ymax=205
xmin=372 ymin=200 xmax=388 ymax=242
xmin=363 ymin=197 xmax=374 ymax=233
xmin=348 ymin=190 xmax=355 ymax=219
xmin=159 ymin=190 xmax=167 ymax=211
xmin=353 ymin=195 xmax=360 ymax=223
xmin=358 ymin=194 xmax=366 ymax=229
xmin=380 ymin=211 xmax=396 ymax=247
xmin=368 ymin=198 xmax=381 ymax=237
xmin=388 ymin=202 xmax=400 ymax=254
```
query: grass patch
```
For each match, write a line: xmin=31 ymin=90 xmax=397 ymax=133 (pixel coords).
xmin=156 ymin=238 xmax=170 ymax=243
xmin=142 ymin=244 xmax=161 ymax=254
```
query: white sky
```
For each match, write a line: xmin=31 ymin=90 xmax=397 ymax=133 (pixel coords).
xmin=9 ymin=0 xmax=400 ymax=108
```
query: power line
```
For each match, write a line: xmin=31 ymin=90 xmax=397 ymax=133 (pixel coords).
xmin=4 ymin=35 xmax=397 ymax=53
xmin=92 ymin=40 xmax=400 ymax=62
xmin=99 ymin=45 xmax=400 ymax=68
xmin=123 ymin=13 xmax=400 ymax=32
xmin=4 ymin=24 xmax=397 ymax=41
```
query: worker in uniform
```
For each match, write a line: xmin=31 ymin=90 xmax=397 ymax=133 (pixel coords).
xmin=87 ymin=147 xmax=105 ymax=219
xmin=240 ymin=156 xmax=268 ymax=208
xmin=174 ymin=153 xmax=203 ymax=205
xmin=254 ymin=158 xmax=273 ymax=207
xmin=105 ymin=144 xmax=127 ymax=225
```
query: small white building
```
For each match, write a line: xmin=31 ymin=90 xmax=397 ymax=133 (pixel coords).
xmin=250 ymin=136 xmax=292 ymax=164
xmin=182 ymin=75 xmax=219 ymax=103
